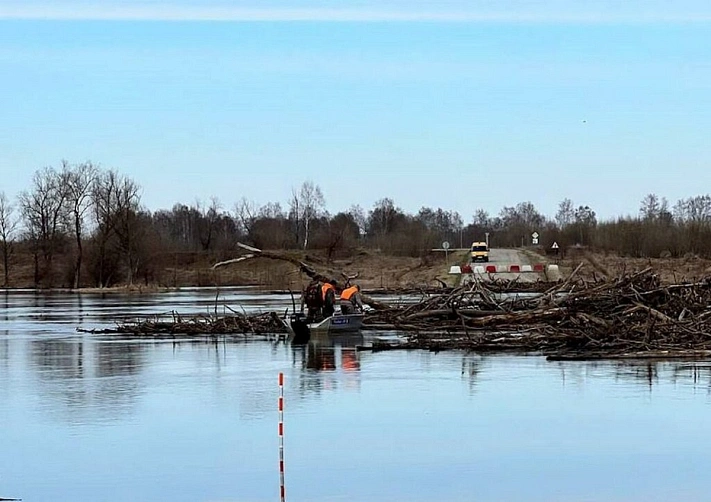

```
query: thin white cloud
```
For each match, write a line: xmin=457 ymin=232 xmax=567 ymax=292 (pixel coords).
xmin=2 ymin=2 xmax=711 ymax=23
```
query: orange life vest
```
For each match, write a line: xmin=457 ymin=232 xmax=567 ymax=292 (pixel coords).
xmin=340 ymin=286 xmax=358 ymax=301
xmin=321 ymin=282 xmax=335 ymax=302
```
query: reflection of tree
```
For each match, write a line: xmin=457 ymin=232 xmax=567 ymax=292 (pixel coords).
xmin=0 ymin=334 xmax=8 ymax=400
xmin=2 ymin=290 xmax=8 ymax=321
xmin=95 ymin=341 xmax=142 ymax=378
xmin=554 ymin=360 xmax=711 ymax=393
xmin=668 ymin=363 xmax=711 ymax=394
xmin=31 ymin=338 xmax=85 ymax=380
xmin=461 ymin=355 xmax=483 ymax=392
xmin=613 ymin=362 xmax=658 ymax=389
xmin=29 ymin=338 xmax=145 ymax=424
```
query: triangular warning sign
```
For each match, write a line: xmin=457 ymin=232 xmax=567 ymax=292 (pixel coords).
xmin=551 ymin=242 xmax=559 ymax=249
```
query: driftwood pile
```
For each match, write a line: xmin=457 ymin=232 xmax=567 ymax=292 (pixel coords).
xmin=84 ymin=240 xmax=711 ymax=359
xmin=362 ymin=268 xmax=711 ymax=359
xmin=79 ymin=310 xmax=286 ymax=337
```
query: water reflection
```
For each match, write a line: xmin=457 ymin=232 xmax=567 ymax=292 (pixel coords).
xmin=551 ymin=359 xmax=711 ymax=395
xmin=31 ymin=337 xmax=85 ymax=380
xmin=95 ymin=341 xmax=143 ymax=378
xmin=28 ymin=337 xmax=145 ymax=424
xmin=461 ymin=355 xmax=483 ymax=391
xmin=2 ymin=290 xmax=9 ymax=321
xmin=290 ymin=332 xmax=364 ymax=397
xmin=300 ymin=332 xmax=363 ymax=372
xmin=4 ymin=290 xmax=711 ymax=502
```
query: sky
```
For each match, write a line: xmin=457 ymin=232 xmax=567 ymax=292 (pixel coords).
xmin=1 ymin=1 xmax=710 ymax=222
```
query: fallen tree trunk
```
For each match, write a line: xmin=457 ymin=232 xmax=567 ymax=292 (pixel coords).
xmin=213 ymin=242 xmax=392 ymax=310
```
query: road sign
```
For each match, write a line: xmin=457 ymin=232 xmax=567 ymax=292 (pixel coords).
xmin=442 ymin=241 xmax=450 ymax=250
xmin=532 ymin=232 xmax=539 ymax=239
xmin=532 ymin=237 xmax=539 ymax=245
xmin=551 ymin=242 xmax=559 ymax=249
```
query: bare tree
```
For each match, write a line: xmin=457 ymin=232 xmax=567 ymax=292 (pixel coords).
xmin=193 ymin=197 xmax=223 ymax=251
xmin=91 ymin=169 xmax=142 ymax=286
xmin=674 ymin=195 xmax=711 ymax=224
xmin=289 ymin=181 xmax=325 ymax=249
xmin=19 ymin=166 xmax=69 ymax=286
xmin=91 ymin=169 xmax=119 ymax=287
xmin=639 ymin=193 xmax=660 ymax=220
xmin=113 ymin=175 xmax=143 ymax=285
xmin=555 ymin=198 xmax=575 ymax=228
xmin=259 ymin=202 xmax=284 ymax=219
xmin=0 ymin=191 xmax=18 ymax=287
xmin=573 ymin=205 xmax=597 ymax=245
xmin=368 ymin=198 xmax=402 ymax=238
xmin=234 ymin=197 xmax=258 ymax=236
xmin=348 ymin=204 xmax=367 ymax=238
xmin=472 ymin=209 xmax=491 ymax=228
xmin=63 ymin=160 xmax=98 ymax=288
xmin=288 ymin=188 xmax=301 ymax=246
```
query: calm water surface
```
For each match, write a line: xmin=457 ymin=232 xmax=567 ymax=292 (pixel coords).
xmin=2 ymin=289 xmax=711 ymax=502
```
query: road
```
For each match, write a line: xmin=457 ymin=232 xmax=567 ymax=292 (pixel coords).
xmin=461 ymin=247 xmax=560 ymax=283
xmin=486 ymin=248 xmax=530 ymax=266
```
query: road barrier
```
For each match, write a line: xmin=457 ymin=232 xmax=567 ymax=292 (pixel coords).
xmin=451 ymin=263 xmax=551 ymax=275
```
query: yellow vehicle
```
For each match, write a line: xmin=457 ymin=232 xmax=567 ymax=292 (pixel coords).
xmin=470 ymin=241 xmax=489 ymax=262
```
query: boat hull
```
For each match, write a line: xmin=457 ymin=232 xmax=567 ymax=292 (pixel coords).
xmin=284 ymin=312 xmax=364 ymax=341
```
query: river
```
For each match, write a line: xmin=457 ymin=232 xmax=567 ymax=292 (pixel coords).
xmin=1 ymin=288 xmax=711 ymax=501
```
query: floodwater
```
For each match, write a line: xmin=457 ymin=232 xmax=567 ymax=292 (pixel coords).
xmin=2 ymin=289 xmax=711 ymax=502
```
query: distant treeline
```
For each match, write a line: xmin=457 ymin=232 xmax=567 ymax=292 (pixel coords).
xmin=0 ymin=162 xmax=710 ymax=288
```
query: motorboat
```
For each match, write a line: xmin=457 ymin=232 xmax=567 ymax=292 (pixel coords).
xmin=283 ymin=311 xmax=365 ymax=342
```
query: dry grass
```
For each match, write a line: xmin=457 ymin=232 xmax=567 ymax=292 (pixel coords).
xmin=536 ymin=248 xmax=711 ymax=285
xmin=6 ymin=246 xmax=709 ymax=291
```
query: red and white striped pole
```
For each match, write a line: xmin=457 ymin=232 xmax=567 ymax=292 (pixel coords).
xmin=278 ymin=372 xmax=286 ymax=502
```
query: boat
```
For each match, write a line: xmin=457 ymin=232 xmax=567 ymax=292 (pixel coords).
xmin=283 ymin=311 xmax=365 ymax=342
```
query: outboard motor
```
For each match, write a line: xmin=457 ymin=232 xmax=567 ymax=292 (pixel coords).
xmin=290 ymin=312 xmax=311 ymax=344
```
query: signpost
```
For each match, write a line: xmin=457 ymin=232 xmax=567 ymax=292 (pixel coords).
xmin=442 ymin=241 xmax=450 ymax=263
xmin=552 ymin=241 xmax=559 ymax=256
xmin=532 ymin=231 xmax=539 ymax=245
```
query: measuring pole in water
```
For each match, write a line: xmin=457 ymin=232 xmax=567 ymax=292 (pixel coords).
xmin=278 ymin=372 xmax=286 ymax=502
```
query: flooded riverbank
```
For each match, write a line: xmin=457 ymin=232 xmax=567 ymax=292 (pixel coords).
xmin=2 ymin=289 xmax=711 ymax=502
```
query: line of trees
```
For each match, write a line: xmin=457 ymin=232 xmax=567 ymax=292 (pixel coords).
xmin=2 ymin=161 xmax=711 ymax=288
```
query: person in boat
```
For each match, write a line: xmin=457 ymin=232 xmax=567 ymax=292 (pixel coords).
xmin=321 ymin=280 xmax=337 ymax=318
xmin=339 ymin=284 xmax=364 ymax=315
xmin=303 ymin=278 xmax=324 ymax=321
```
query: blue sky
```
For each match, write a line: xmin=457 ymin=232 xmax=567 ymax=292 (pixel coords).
xmin=1 ymin=1 xmax=710 ymax=221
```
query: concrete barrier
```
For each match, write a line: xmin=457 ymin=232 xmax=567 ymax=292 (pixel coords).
xmin=460 ymin=262 xmax=553 ymax=280
xmin=546 ymin=264 xmax=562 ymax=281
